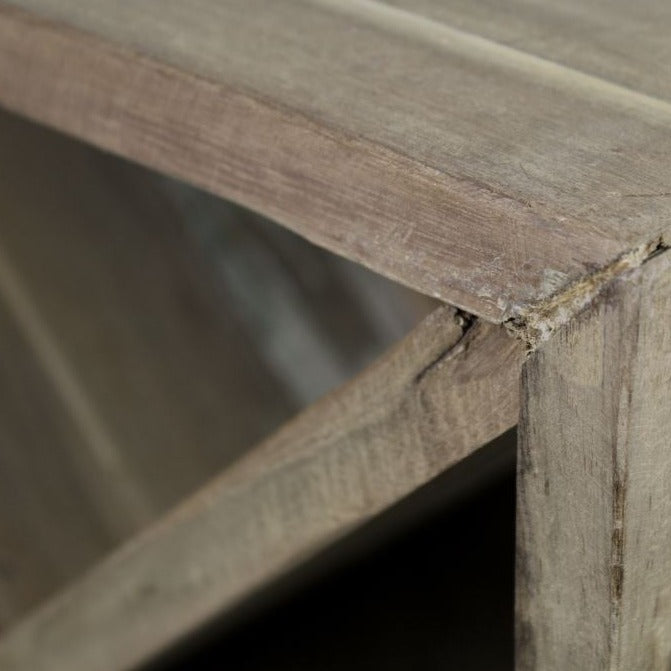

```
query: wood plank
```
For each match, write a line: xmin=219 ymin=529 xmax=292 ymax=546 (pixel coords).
xmin=516 ymin=249 xmax=671 ymax=668
xmin=2 ymin=2 xmax=671 ymax=321
xmin=0 ymin=307 xmax=524 ymax=671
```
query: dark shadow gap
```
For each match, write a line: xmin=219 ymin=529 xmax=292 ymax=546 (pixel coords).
xmin=148 ymin=429 xmax=517 ymax=671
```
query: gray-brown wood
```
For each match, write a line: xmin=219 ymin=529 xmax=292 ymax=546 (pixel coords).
xmin=2 ymin=1 xmax=671 ymax=321
xmin=516 ymin=249 xmax=671 ymax=669
xmin=0 ymin=306 xmax=524 ymax=671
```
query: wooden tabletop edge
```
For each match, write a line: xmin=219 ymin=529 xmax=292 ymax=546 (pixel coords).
xmin=0 ymin=2 xmax=641 ymax=325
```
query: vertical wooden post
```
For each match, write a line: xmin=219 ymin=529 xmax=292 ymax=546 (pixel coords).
xmin=516 ymin=251 xmax=671 ymax=670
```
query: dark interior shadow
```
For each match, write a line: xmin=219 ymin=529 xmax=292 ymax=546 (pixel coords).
xmin=147 ymin=429 xmax=517 ymax=671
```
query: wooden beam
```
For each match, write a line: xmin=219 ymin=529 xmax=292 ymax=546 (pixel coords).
xmin=516 ymin=250 xmax=671 ymax=668
xmin=2 ymin=2 xmax=671 ymax=320
xmin=0 ymin=307 xmax=523 ymax=671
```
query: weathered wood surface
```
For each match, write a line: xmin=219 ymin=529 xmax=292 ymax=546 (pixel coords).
xmin=516 ymin=249 xmax=671 ymax=669
xmin=1 ymin=1 xmax=671 ymax=321
xmin=0 ymin=307 xmax=524 ymax=671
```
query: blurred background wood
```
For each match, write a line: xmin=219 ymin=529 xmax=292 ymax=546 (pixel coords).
xmin=0 ymin=109 xmax=437 ymax=631
xmin=3 ymin=1 xmax=671 ymax=322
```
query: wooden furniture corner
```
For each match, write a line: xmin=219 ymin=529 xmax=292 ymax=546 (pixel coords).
xmin=0 ymin=1 xmax=670 ymax=669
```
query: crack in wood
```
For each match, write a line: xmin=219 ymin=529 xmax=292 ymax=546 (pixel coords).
xmin=504 ymin=236 xmax=671 ymax=350
xmin=413 ymin=310 xmax=476 ymax=384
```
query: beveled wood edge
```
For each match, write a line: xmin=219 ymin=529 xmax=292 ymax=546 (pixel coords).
xmin=0 ymin=306 xmax=524 ymax=670
xmin=0 ymin=5 xmax=496 ymax=320
xmin=2 ymin=2 xmax=658 ymax=326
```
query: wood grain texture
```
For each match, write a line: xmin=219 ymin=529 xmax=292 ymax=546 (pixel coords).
xmin=2 ymin=2 xmax=671 ymax=320
xmin=517 ymin=249 xmax=671 ymax=669
xmin=0 ymin=307 xmax=524 ymax=671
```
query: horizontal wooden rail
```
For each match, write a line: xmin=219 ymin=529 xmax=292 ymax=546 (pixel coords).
xmin=2 ymin=2 xmax=671 ymax=322
xmin=0 ymin=306 xmax=524 ymax=670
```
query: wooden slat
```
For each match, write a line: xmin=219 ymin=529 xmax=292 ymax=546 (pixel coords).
xmin=2 ymin=2 xmax=671 ymax=321
xmin=516 ymin=249 xmax=671 ymax=668
xmin=0 ymin=307 xmax=524 ymax=671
